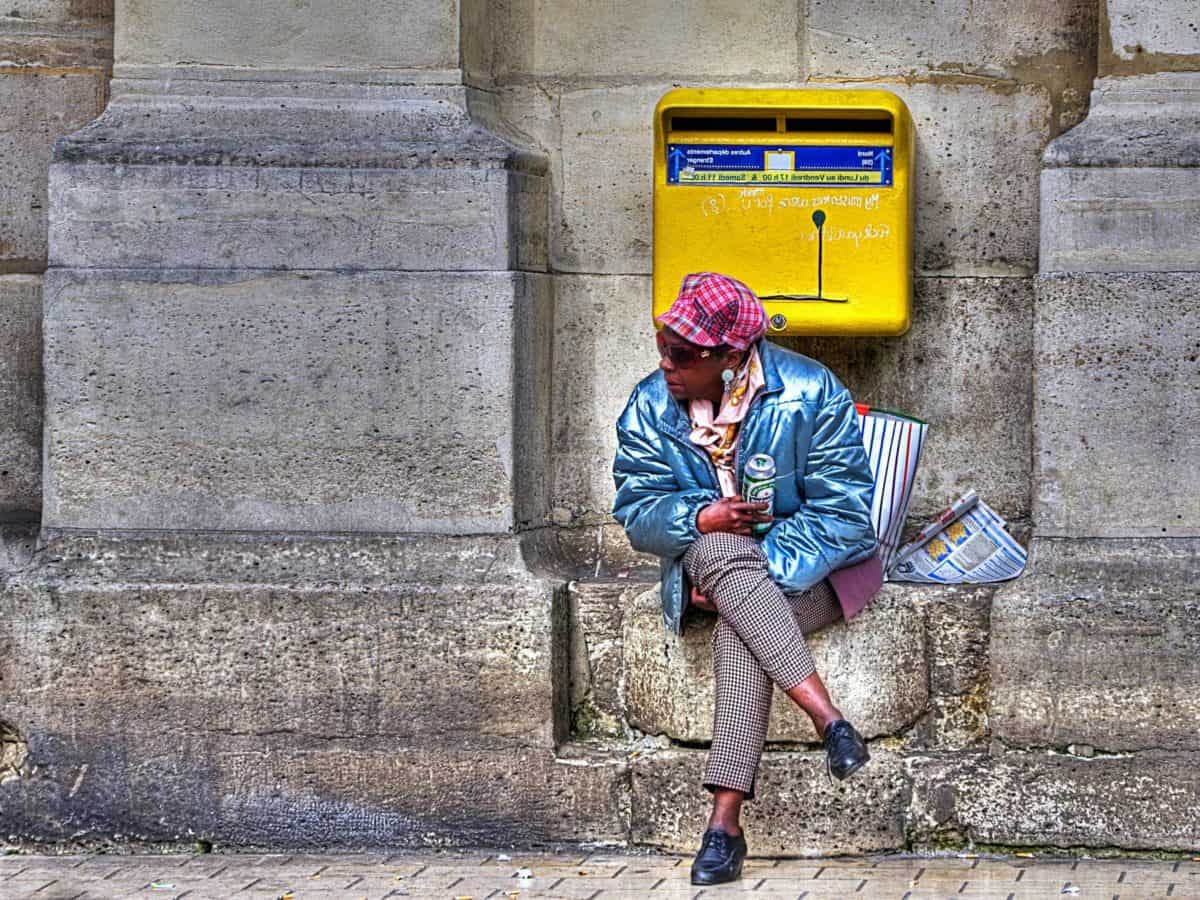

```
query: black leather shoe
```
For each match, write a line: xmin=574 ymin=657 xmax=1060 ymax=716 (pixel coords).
xmin=690 ymin=827 xmax=747 ymax=885
xmin=823 ymin=719 xmax=870 ymax=781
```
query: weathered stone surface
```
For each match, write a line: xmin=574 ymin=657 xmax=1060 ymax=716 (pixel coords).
xmin=0 ymin=19 xmax=113 ymax=69
xmin=5 ymin=1 xmax=112 ymax=22
xmin=903 ymin=82 xmax=1050 ymax=275
xmin=550 ymin=275 xmax=658 ymax=526
xmin=0 ymin=524 xmax=38 ymax=574
xmin=116 ymin=0 xmax=458 ymax=71
xmin=4 ymin=737 xmax=627 ymax=848
xmin=1041 ymin=168 xmax=1200 ymax=273
xmin=807 ymin=0 xmax=1095 ymax=78
xmin=1033 ymin=273 xmax=1200 ymax=536
xmin=0 ymin=275 xmax=42 ymax=516
xmin=567 ymin=580 xmax=645 ymax=739
xmin=555 ymin=85 xmax=658 ymax=275
xmin=1107 ymin=0 xmax=1200 ymax=59
xmin=541 ymin=521 xmax=657 ymax=578
xmin=42 ymin=269 xmax=551 ymax=534
xmin=556 ymin=82 xmax=1051 ymax=276
xmin=632 ymin=748 xmax=907 ymax=855
xmin=469 ymin=0 xmax=798 ymax=81
xmin=792 ymin=276 xmax=1034 ymax=525
xmin=624 ymin=586 xmax=928 ymax=743
xmin=0 ymin=534 xmax=565 ymax=752
xmin=907 ymin=750 xmax=1200 ymax=851
xmin=1045 ymin=75 xmax=1200 ymax=169
xmin=51 ymin=163 xmax=548 ymax=273
xmin=990 ymin=537 xmax=1200 ymax=752
xmin=920 ymin=586 xmax=993 ymax=750
xmin=0 ymin=71 xmax=104 ymax=269
xmin=53 ymin=82 xmax=545 ymax=171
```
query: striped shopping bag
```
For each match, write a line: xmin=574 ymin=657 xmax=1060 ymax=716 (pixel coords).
xmin=854 ymin=403 xmax=928 ymax=575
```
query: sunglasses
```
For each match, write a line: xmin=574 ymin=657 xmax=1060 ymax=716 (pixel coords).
xmin=656 ymin=331 xmax=715 ymax=368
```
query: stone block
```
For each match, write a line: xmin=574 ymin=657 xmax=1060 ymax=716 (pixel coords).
xmin=1041 ymin=168 xmax=1200 ymax=272
xmin=1045 ymin=74 xmax=1200 ymax=169
xmin=0 ymin=534 xmax=565 ymax=753
xmin=919 ymin=585 xmax=993 ymax=750
xmin=791 ymin=276 xmax=1034 ymax=525
xmin=1106 ymin=0 xmax=1200 ymax=59
xmin=807 ymin=0 xmax=1095 ymax=78
xmin=902 ymin=82 xmax=1050 ymax=275
xmin=623 ymin=585 xmax=928 ymax=743
xmin=475 ymin=0 xmax=798 ymax=81
xmin=556 ymin=85 xmax=659 ymax=275
xmin=567 ymin=580 xmax=644 ymax=739
xmin=5 ymin=736 xmax=628 ymax=847
xmin=0 ymin=71 xmax=104 ymax=269
xmin=556 ymin=82 xmax=1051 ymax=276
xmin=989 ymin=537 xmax=1200 ymax=752
xmin=116 ymin=0 xmax=458 ymax=71
xmin=1033 ymin=273 xmax=1200 ymax=536
xmin=543 ymin=521 xmax=658 ymax=576
xmin=0 ymin=19 xmax=113 ymax=69
xmin=550 ymin=274 xmax=658 ymax=525
xmin=41 ymin=269 xmax=551 ymax=534
xmin=907 ymin=750 xmax=1200 ymax=851
xmin=632 ymin=748 xmax=908 ymax=855
xmin=5 ymin=1 xmax=112 ymax=23
xmin=50 ymin=163 xmax=547 ymax=273
xmin=0 ymin=275 xmax=43 ymax=516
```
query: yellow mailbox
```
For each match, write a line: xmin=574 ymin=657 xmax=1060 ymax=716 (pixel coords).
xmin=653 ymin=88 xmax=914 ymax=336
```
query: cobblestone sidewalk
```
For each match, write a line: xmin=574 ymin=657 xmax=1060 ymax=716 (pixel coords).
xmin=2 ymin=849 xmax=1197 ymax=899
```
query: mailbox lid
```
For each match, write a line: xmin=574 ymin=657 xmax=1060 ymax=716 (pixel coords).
xmin=653 ymin=88 xmax=914 ymax=337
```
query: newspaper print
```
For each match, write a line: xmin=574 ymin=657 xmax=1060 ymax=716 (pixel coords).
xmin=888 ymin=497 xmax=1027 ymax=583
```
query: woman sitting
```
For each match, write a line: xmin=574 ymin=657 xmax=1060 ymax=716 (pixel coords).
xmin=612 ymin=272 xmax=882 ymax=886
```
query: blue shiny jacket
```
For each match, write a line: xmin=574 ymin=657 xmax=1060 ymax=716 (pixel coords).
xmin=612 ymin=338 xmax=878 ymax=635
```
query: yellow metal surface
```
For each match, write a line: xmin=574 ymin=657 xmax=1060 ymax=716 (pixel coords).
xmin=653 ymin=88 xmax=914 ymax=337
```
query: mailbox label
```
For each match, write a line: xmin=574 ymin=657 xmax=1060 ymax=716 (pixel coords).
xmin=667 ymin=144 xmax=893 ymax=187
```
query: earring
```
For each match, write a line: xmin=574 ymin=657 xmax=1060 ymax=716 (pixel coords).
xmin=721 ymin=368 xmax=735 ymax=390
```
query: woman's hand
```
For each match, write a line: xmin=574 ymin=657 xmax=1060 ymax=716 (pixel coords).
xmin=696 ymin=496 xmax=773 ymax=535
xmin=690 ymin=584 xmax=717 ymax=613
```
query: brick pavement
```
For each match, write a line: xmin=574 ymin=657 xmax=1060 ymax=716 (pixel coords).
xmin=1 ymin=849 xmax=1197 ymax=900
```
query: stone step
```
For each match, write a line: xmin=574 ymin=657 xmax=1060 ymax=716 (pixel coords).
xmin=566 ymin=577 xmax=994 ymax=751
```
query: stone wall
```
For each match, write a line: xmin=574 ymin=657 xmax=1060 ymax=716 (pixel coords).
xmin=3 ymin=0 xmax=1198 ymax=858
xmin=465 ymin=0 xmax=1098 ymax=572
xmin=0 ymin=1 xmax=111 ymax=524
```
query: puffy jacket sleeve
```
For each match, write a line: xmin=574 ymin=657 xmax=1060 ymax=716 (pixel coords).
xmin=760 ymin=373 xmax=877 ymax=592
xmin=612 ymin=397 xmax=719 ymax=560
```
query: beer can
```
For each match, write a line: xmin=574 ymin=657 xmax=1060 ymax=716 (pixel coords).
xmin=742 ymin=453 xmax=776 ymax=536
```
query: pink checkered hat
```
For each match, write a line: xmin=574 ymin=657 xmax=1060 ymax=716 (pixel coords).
xmin=656 ymin=272 xmax=767 ymax=350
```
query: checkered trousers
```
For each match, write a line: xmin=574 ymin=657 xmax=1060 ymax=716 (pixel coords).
xmin=682 ymin=532 xmax=843 ymax=800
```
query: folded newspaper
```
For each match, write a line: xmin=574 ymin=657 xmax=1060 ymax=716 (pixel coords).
xmin=887 ymin=489 xmax=1027 ymax=584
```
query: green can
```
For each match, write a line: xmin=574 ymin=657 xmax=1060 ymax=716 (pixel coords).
xmin=742 ymin=453 xmax=776 ymax=536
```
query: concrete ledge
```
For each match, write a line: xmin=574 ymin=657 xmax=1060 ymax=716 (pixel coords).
xmin=907 ymin=750 xmax=1200 ymax=852
xmin=623 ymin=585 xmax=928 ymax=744
xmin=1 ymin=534 xmax=567 ymax=755
xmin=5 ymin=737 xmax=628 ymax=848
xmin=631 ymin=748 xmax=908 ymax=855
xmin=990 ymin=538 xmax=1200 ymax=752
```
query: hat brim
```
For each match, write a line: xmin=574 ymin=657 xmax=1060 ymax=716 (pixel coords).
xmin=654 ymin=309 xmax=724 ymax=347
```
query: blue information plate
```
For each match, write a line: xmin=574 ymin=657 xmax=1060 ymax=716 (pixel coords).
xmin=667 ymin=144 xmax=893 ymax=187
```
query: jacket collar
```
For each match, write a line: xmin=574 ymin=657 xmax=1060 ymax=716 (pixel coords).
xmin=660 ymin=338 xmax=784 ymax=440
xmin=757 ymin=338 xmax=786 ymax=397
